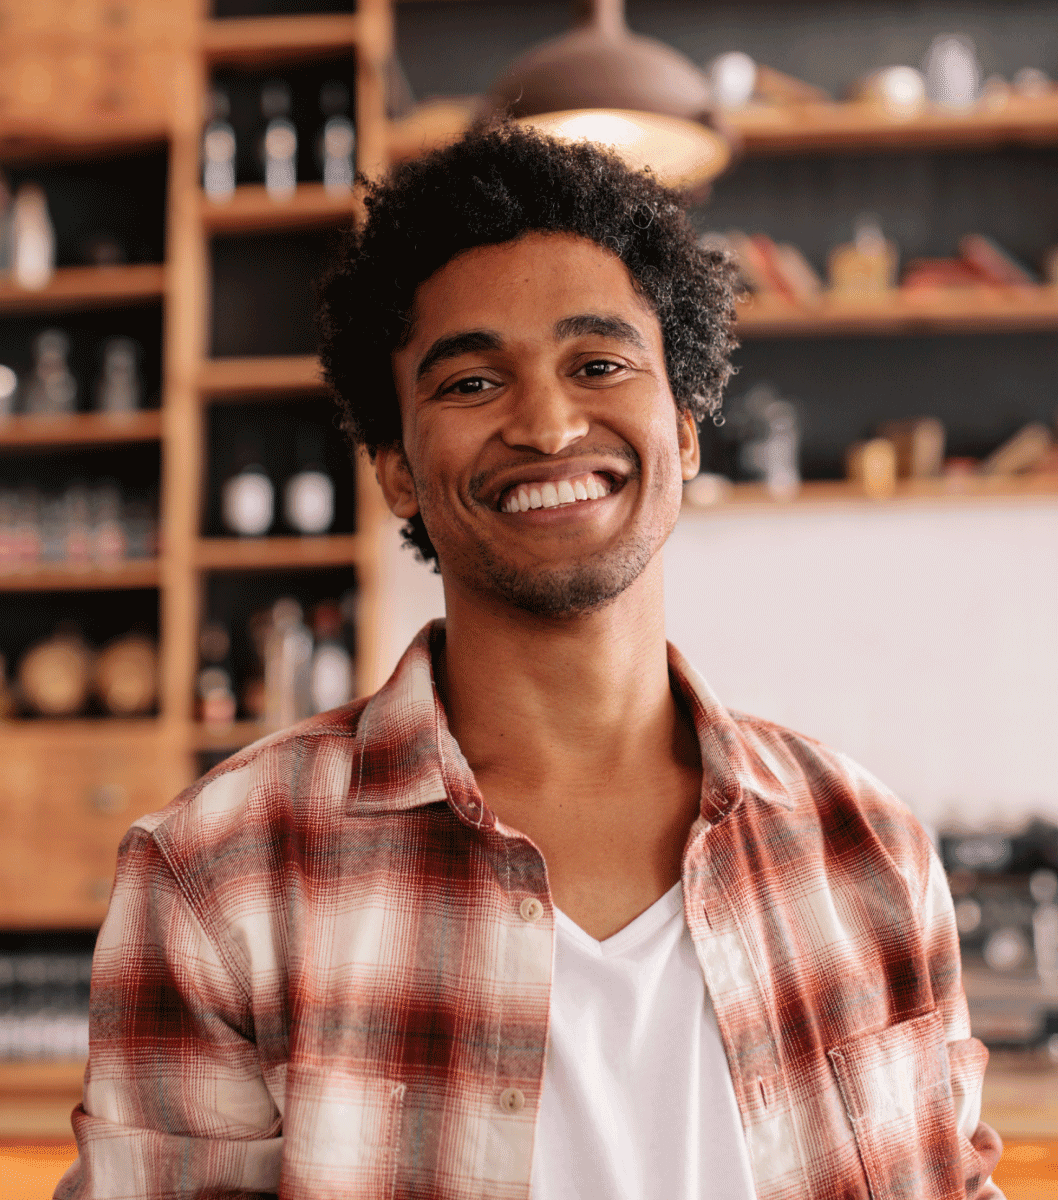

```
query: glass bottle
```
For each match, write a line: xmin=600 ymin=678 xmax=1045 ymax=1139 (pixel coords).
xmin=23 ymin=329 xmax=76 ymax=416
xmin=283 ymin=425 xmax=334 ymax=535
xmin=202 ymin=89 xmax=237 ymax=202
xmin=263 ymin=597 xmax=313 ymax=730
xmin=316 ymin=79 xmax=355 ymax=195
xmin=309 ymin=600 xmax=354 ymax=713
xmin=260 ymin=79 xmax=297 ymax=200
xmin=94 ymin=336 xmax=141 ymax=415
xmin=11 ymin=183 xmax=55 ymax=290
xmin=221 ymin=438 xmax=274 ymax=537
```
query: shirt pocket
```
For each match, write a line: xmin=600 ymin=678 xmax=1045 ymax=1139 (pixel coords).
xmin=827 ymin=1010 xmax=963 ymax=1200
xmin=279 ymin=1064 xmax=406 ymax=1200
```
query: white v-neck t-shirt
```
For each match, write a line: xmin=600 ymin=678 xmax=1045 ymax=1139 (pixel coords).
xmin=530 ymin=882 xmax=757 ymax=1200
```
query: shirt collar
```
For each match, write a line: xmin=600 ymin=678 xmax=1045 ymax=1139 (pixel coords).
xmin=347 ymin=620 xmax=794 ymax=823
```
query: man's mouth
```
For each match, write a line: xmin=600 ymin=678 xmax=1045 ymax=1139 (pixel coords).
xmin=500 ymin=472 xmax=614 ymax=514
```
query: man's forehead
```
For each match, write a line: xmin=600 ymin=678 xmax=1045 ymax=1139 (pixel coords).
xmin=404 ymin=235 xmax=654 ymax=345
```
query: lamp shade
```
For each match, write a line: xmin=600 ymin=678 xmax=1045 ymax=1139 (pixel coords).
xmin=486 ymin=0 xmax=730 ymax=191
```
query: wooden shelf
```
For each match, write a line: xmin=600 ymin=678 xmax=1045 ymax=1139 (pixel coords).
xmin=0 ymin=717 xmax=159 ymax=745
xmin=0 ymin=1060 xmax=86 ymax=1138
xmin=386 ymin=92 xmax=1058 ymax=164
xmin=195 ymin=533 xmax=363 ymax=571
xmin=0 ymin=1060 xmax=85 ymax=1098
xmin=0 ymin=265 xmax=164 ymax=316
xmin=199 ymin=354 xmax=324 ymax=398
xmin=0 ymin=560 xmax=160 ymax=592
xmin=190 ymin=720 xmax=266 ymax=753
xmin=203 ymin=14 xmax=361 ymax=66
xmin=0 ymin=411 xmax=162 ymax=450
xmin=729 ymin=93 xmax=1058 ymax=155
xmin=201 ymin=183 xmax=364 ymax=235
xmin=736 ymin=286 xmax=1058 ymax=338
xmin=0 ymin=126 xmax=168 ymax=166
xmin=684 ymin=474 xmax=1058 ymax=514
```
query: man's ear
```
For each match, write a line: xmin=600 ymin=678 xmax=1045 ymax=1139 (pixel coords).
xmin=677 ymin=409 xmax=701 ymax=480
xmin=375 ymin=444 xmax=420 ymax=519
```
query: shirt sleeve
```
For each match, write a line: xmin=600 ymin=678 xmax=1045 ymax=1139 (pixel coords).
xmin=54 ymin=824 xmax=283 ymax=1199
xmin=921 ymin=847 xmax=1005 ymax=1199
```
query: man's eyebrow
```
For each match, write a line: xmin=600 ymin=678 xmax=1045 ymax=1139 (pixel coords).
xmin=415 ymin=330 xmax=503 ymax=381
xmin=553 ymin=313 xmax=646 ymax=349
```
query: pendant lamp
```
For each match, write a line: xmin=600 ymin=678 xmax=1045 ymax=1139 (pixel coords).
xmin=485 ymin=0 xmax=731 ymax=194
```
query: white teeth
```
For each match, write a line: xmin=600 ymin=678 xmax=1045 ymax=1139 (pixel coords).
xmin=503 ymin=472 xmax=613 ymax=513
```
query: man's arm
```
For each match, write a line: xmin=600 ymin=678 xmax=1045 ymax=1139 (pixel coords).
xmin=55 ymin=825 xmax=283 ymax=1199
xmin=921 ymin=847 xmax=1004 ymax=1198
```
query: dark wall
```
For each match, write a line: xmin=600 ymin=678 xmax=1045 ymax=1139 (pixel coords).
xmin=397 ymin=1 xmax=1058 ymax=101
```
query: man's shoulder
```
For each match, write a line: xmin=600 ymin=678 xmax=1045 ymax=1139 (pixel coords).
xmin=724 ymin=706 xmax=935 ymax=885
xmin=129 ymin=698 xmax=373 ymax=861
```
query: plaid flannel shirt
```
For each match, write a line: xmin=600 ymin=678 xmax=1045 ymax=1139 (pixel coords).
xmin=58 ymin=620 xmax=1001 ymax=1200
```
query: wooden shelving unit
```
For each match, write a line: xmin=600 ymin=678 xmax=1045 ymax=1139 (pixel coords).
xmin=0 ymin=410 xmax=162 ymax=449
xmin=0 ymin=0 xmax=396 ymax=981
xmin=201 ymin=182 xmax=365 ymax=234
xmin=685 ymin=473 xmax=1058 ymax=514
xmin=727 ymin=93 xmax=1058 ymax=155
xmin=0 ymin=265 xmax=165 ymax=316
xmin=736 ymin=285 xmax=1058 ymax=338
xmin=0 ymin=561 xmax=161 ymax=592
xmin=389 ymin=92 xmax=1058 ymax=164
xmin=190 ymin=718 xmax=265 ymax=752
xmin=202 ymin=13 xmax=363 ymax=66
xmin=195 ymin=533 xmax=364 ymax=570
xmin=199 ymin=353 xmax=324 ymax=397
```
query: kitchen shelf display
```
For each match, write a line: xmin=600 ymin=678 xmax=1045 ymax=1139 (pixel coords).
xmin=0 ymin=266 xmax=165 ymax=317
xmin=0 ymin=1 xmax=395 ymax=971
xmin=736 ymin=286 xmax=1058 ymax=338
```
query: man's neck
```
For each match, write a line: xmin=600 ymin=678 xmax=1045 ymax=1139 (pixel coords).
xmin=437 ymin=558 xmax=680 ymax=797
xmin=436 ymin=557 xmax=704 ymax=940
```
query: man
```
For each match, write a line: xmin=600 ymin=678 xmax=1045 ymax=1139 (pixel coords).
xmin=59 ymin=124 xmax=1002 ymax=1199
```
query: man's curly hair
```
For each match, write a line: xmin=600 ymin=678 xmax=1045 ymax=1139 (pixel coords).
xmin=317 ymin=121 xmax=737 ymax=566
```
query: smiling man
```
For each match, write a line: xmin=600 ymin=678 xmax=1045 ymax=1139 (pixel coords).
xmin=59 ymin=125 xmax=1002 ymax=1200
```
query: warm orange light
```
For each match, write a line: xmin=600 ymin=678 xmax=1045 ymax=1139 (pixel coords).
xmin=519 ymin=109 xmax=730 ymax=192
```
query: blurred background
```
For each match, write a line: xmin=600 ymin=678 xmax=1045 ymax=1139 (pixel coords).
xmin=0 ymin=0 xmax=1056 ymax=1195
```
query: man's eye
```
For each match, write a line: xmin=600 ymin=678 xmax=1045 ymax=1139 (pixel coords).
xmin=578 ymin=359 xmax=620 ymax=377
xmin=444 ymin=376 xmax=494 ymax=395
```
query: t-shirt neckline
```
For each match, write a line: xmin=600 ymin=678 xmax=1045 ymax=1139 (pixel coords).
xmin=554 ymin=880 xmax=684 ymax=957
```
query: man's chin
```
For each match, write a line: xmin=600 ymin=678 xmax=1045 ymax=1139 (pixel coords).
xmin=479 ymin=542 xmax=654 ymax=619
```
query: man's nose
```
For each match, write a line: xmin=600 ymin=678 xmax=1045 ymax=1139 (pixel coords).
xmin=500 ymin=378 xmax=589 ymax=456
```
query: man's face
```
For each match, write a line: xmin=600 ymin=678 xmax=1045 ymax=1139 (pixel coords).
xmin=381 ymin=232 xmax=700 ymax=618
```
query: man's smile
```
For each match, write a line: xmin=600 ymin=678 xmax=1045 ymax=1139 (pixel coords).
xmin=501 ymin=471 xmax=614 ymax=513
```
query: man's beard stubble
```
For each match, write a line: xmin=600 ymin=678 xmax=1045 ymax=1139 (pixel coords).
xmin=414 ymin=445 xmax=661 ymax=618
xmin=476 ymin=530 xmax=657 ymax=618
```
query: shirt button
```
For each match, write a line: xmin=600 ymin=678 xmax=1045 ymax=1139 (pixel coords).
xmin=499 ymin=1087 xmax=525 ymax=1112
xmin=519 ymin=897 xmax=544 ymax=922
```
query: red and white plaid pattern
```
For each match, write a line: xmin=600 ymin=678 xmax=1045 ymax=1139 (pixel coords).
xmin=56 ymin=621 xmax=1000 ymax=1199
